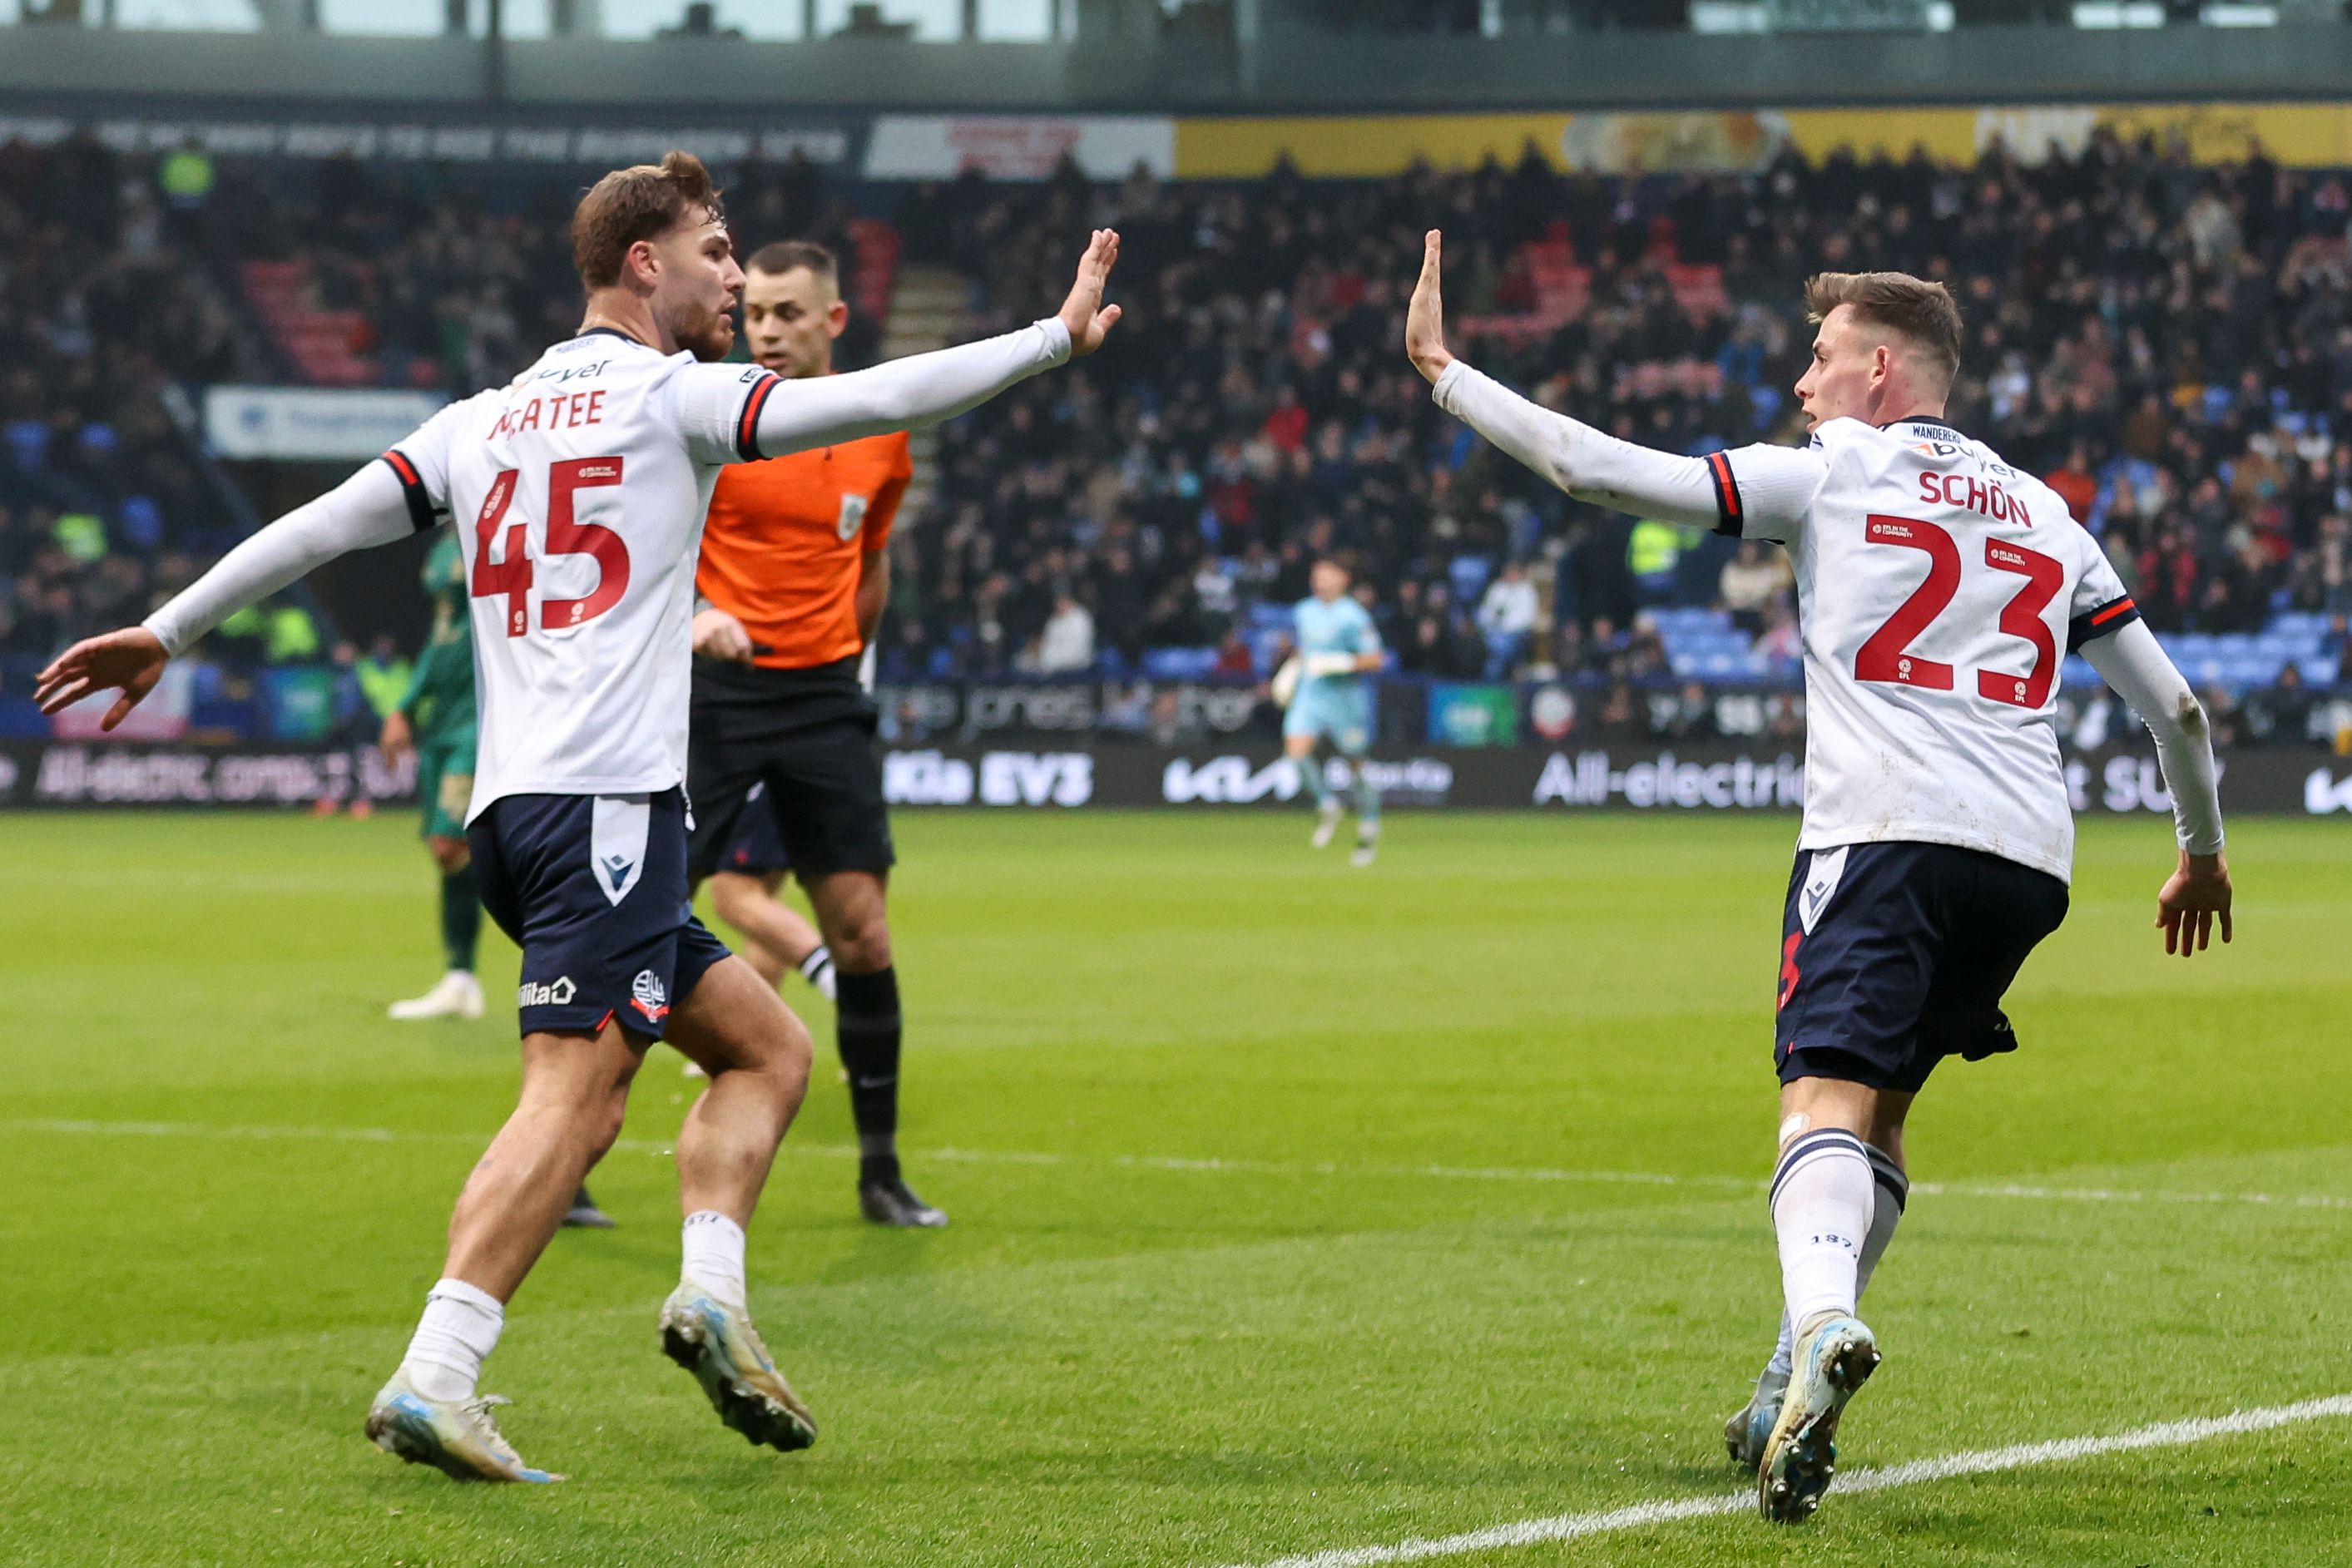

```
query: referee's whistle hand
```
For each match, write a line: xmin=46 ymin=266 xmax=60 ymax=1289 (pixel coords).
xmin=693 ymin=607 xmax=755 ymax=665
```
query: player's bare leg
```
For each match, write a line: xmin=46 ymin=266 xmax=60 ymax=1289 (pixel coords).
xmin=689 ymin=870 xmax=834 ymax=1082
xmin=369 ymin=1020 xmax=644 ymax=1481
xmin=661 ymin=955 xmax=820 ymax=1451
xmin=1728 ymin=1086 xmax=1906 ymax=1472
xmin=809 ymin=868 xmax=943 ymax=1228
xmin=1752 ymin=1076 xmax=1903 ymax=1521
xmin=710 ymin=870 xmax=834 ymax=998
xmin=1288 ymin=735 xmax=1342 ymax=848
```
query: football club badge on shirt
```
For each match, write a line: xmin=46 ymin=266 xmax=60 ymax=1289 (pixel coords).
xmin=837 ymin=492 xmax=871 ymax=541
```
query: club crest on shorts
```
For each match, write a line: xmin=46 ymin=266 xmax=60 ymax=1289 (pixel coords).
xmin=629 ymin=969 xmax=669 ymax=1023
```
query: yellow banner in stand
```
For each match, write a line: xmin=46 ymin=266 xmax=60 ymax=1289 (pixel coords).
xmin=1172 ymin=102 xmax=2352 ymax=180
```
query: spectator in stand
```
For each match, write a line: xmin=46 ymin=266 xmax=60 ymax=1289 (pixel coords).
xmin=2246 ymin=661 xmax=2315 ymax=746
xmin=1754 ymin=602 xmax=1802 ymax=667
xmin=1475 ymin=561 xmax=1538 ymax=680
xmin=1717 ymin=540 xmax=1792 ymax=635
xmin=2046 ymin=442 xmax=2097 ymax=526
xmin=4 ymin=128 xmax=2349 ymax=752
xmin=1035 ymin=592 xmax=1097 ymax=675
xmin=2139 ymin=528 xmax=2201 ymax=632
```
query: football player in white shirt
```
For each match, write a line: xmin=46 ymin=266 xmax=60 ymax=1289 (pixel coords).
xmin=37 ymin=152 xmax=1122 ymax=1484
xmin=1406 ymin=233 xmax=2233 ymax=1523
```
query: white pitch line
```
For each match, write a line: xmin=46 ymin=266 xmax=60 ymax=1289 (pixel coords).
xmin=1916 ymin=1179 xmax=2352 ymax=1211
xmin=4 ymin=1118 xmax=2349 ymax=1210
xmin=1219 ymin=1393 xmax=2352 ymax=1568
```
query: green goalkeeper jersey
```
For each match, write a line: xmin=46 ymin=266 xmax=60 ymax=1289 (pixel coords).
xmin=399 ymin=532 xmax=477 ymax=741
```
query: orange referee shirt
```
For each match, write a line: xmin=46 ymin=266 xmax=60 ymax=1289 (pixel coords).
xmin=698 ymin=430 xmax=912 ymax=671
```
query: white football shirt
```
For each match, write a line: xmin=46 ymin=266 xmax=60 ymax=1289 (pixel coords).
xmin=1722 ymin=417 xmax=2138 ymax=883
xmin=384 ymin=331 xmax=788 ymax=820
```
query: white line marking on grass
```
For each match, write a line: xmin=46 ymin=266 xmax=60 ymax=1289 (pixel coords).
xmin=1217 ymin=1393 xmax=2352 ymax=1568
xmin=7 ymin=1119 xmax=2350 ymax=1210
xmin=1916 ymin=1179 xmax=2352 ymax=1211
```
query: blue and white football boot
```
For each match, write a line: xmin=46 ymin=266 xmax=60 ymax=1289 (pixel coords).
xmin=1723 ymin=1363 xmax=1788 ymax=1474
xmin=1757 ymin=1314 xmax=1879 ymax=1523
xmin=659 ymin=1282 xmax=818 ymax=1452
xmin=365 ymin=1372 xmax=562 ymax=1483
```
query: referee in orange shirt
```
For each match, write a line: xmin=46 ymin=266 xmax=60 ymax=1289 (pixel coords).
xmin=686 ymin=240 xmax=943 ymax=1228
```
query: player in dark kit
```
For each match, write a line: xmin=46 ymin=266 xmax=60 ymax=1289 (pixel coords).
xmin=686 ymin=240 xmax=941 ymax=1228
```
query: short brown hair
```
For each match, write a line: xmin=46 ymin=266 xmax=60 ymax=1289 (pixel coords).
xmin=572 ymin=151 xmax=725 ymax=289
xmin=1804 ymin=271 xmax=1963 ymax=384
xmin=745 ymin=240 xmax=839 ymax=289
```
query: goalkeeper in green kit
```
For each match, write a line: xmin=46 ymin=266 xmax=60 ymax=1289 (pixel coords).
xmin=378 ymin=534 xmax=614 ymax=1229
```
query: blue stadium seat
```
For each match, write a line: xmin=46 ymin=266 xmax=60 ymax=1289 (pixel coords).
xmin=1450 ymin=554 xmax=1493 ymax=602
xmin=1142 ymin=647 xmax=1215 ymax=680
xmin=2225 ymin=656 xmax=2283 ymax=685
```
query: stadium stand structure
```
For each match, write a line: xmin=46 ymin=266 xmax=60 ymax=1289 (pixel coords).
xmin=1 ymin=129 xmax=2347 ymax=746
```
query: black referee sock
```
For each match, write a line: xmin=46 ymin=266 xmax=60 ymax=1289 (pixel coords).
xmin=440 ymin=863 xmax=482 ymax=974
xmin=834 ymin=967 xmax=903 ymax=1186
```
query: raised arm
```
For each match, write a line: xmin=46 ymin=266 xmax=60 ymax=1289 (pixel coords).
xmin=752 ymin=318 xmax=1070 ymax=456
xmin=745 ymin=229 xmax=1122 ymax=459
xmin=35 ymin=459 xmax=419 ymax=730
xmin=1406 ymin=229 xmax=1824 ymax=539
xmin=2080 ymin=618 xmax=2232 ymax=956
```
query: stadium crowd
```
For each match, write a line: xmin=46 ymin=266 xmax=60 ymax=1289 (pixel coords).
xmin=2 ymin=127 xmax=2349 ymax=744
xmin=0 ymin=131 xmax=263 ymax=662
xmin=898 ymin=138 xmax=2352 ymax=704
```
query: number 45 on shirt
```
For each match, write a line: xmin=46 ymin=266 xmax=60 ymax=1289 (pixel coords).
xmin=471 ymin=458 xmax=631 ymax=636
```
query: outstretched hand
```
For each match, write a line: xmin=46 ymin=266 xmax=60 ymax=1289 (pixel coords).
xmin=1057 ymin=229 xmax=1123 ymax=359
xmin=2156 ymin=849 xmax=2234 ymax=958
xmin=34 ymin=626 xmax=170 ymax=731
xmin=1406 ymin=229 xmax=1454 ymax=385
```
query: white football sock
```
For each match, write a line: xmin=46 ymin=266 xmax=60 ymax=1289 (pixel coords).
xmin=1760 ymin=1144 xmax=1906 ymax=1388
xmin=1856 ymin=1143 xmax=1908 ymax=1298
xmin=399 ymin=1277 xmax=503 ymax=1403
xmin=1770 ymin=1129 xmax=1874 ymax=1337
xmin=681 ymin=1210 xmax=748 ymax=1308
xmin=799 ymin=946 xmax=838 ymax=1002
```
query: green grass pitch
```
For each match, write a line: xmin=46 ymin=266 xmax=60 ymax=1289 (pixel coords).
xmin=2 ymin=809 xmax=2349 ymax=1566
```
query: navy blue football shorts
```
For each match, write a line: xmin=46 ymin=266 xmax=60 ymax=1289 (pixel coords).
xmin=468 ymin=787 xmax=733 ymax=1041
xmin=1774 ymin=840 xmax=2069 ymax=1095
xmin=714 ymin=780 xmax=792 ymax=876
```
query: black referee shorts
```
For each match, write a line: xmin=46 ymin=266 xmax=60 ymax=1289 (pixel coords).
xmin=686 ymin=656 xmax=896 ymax=885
